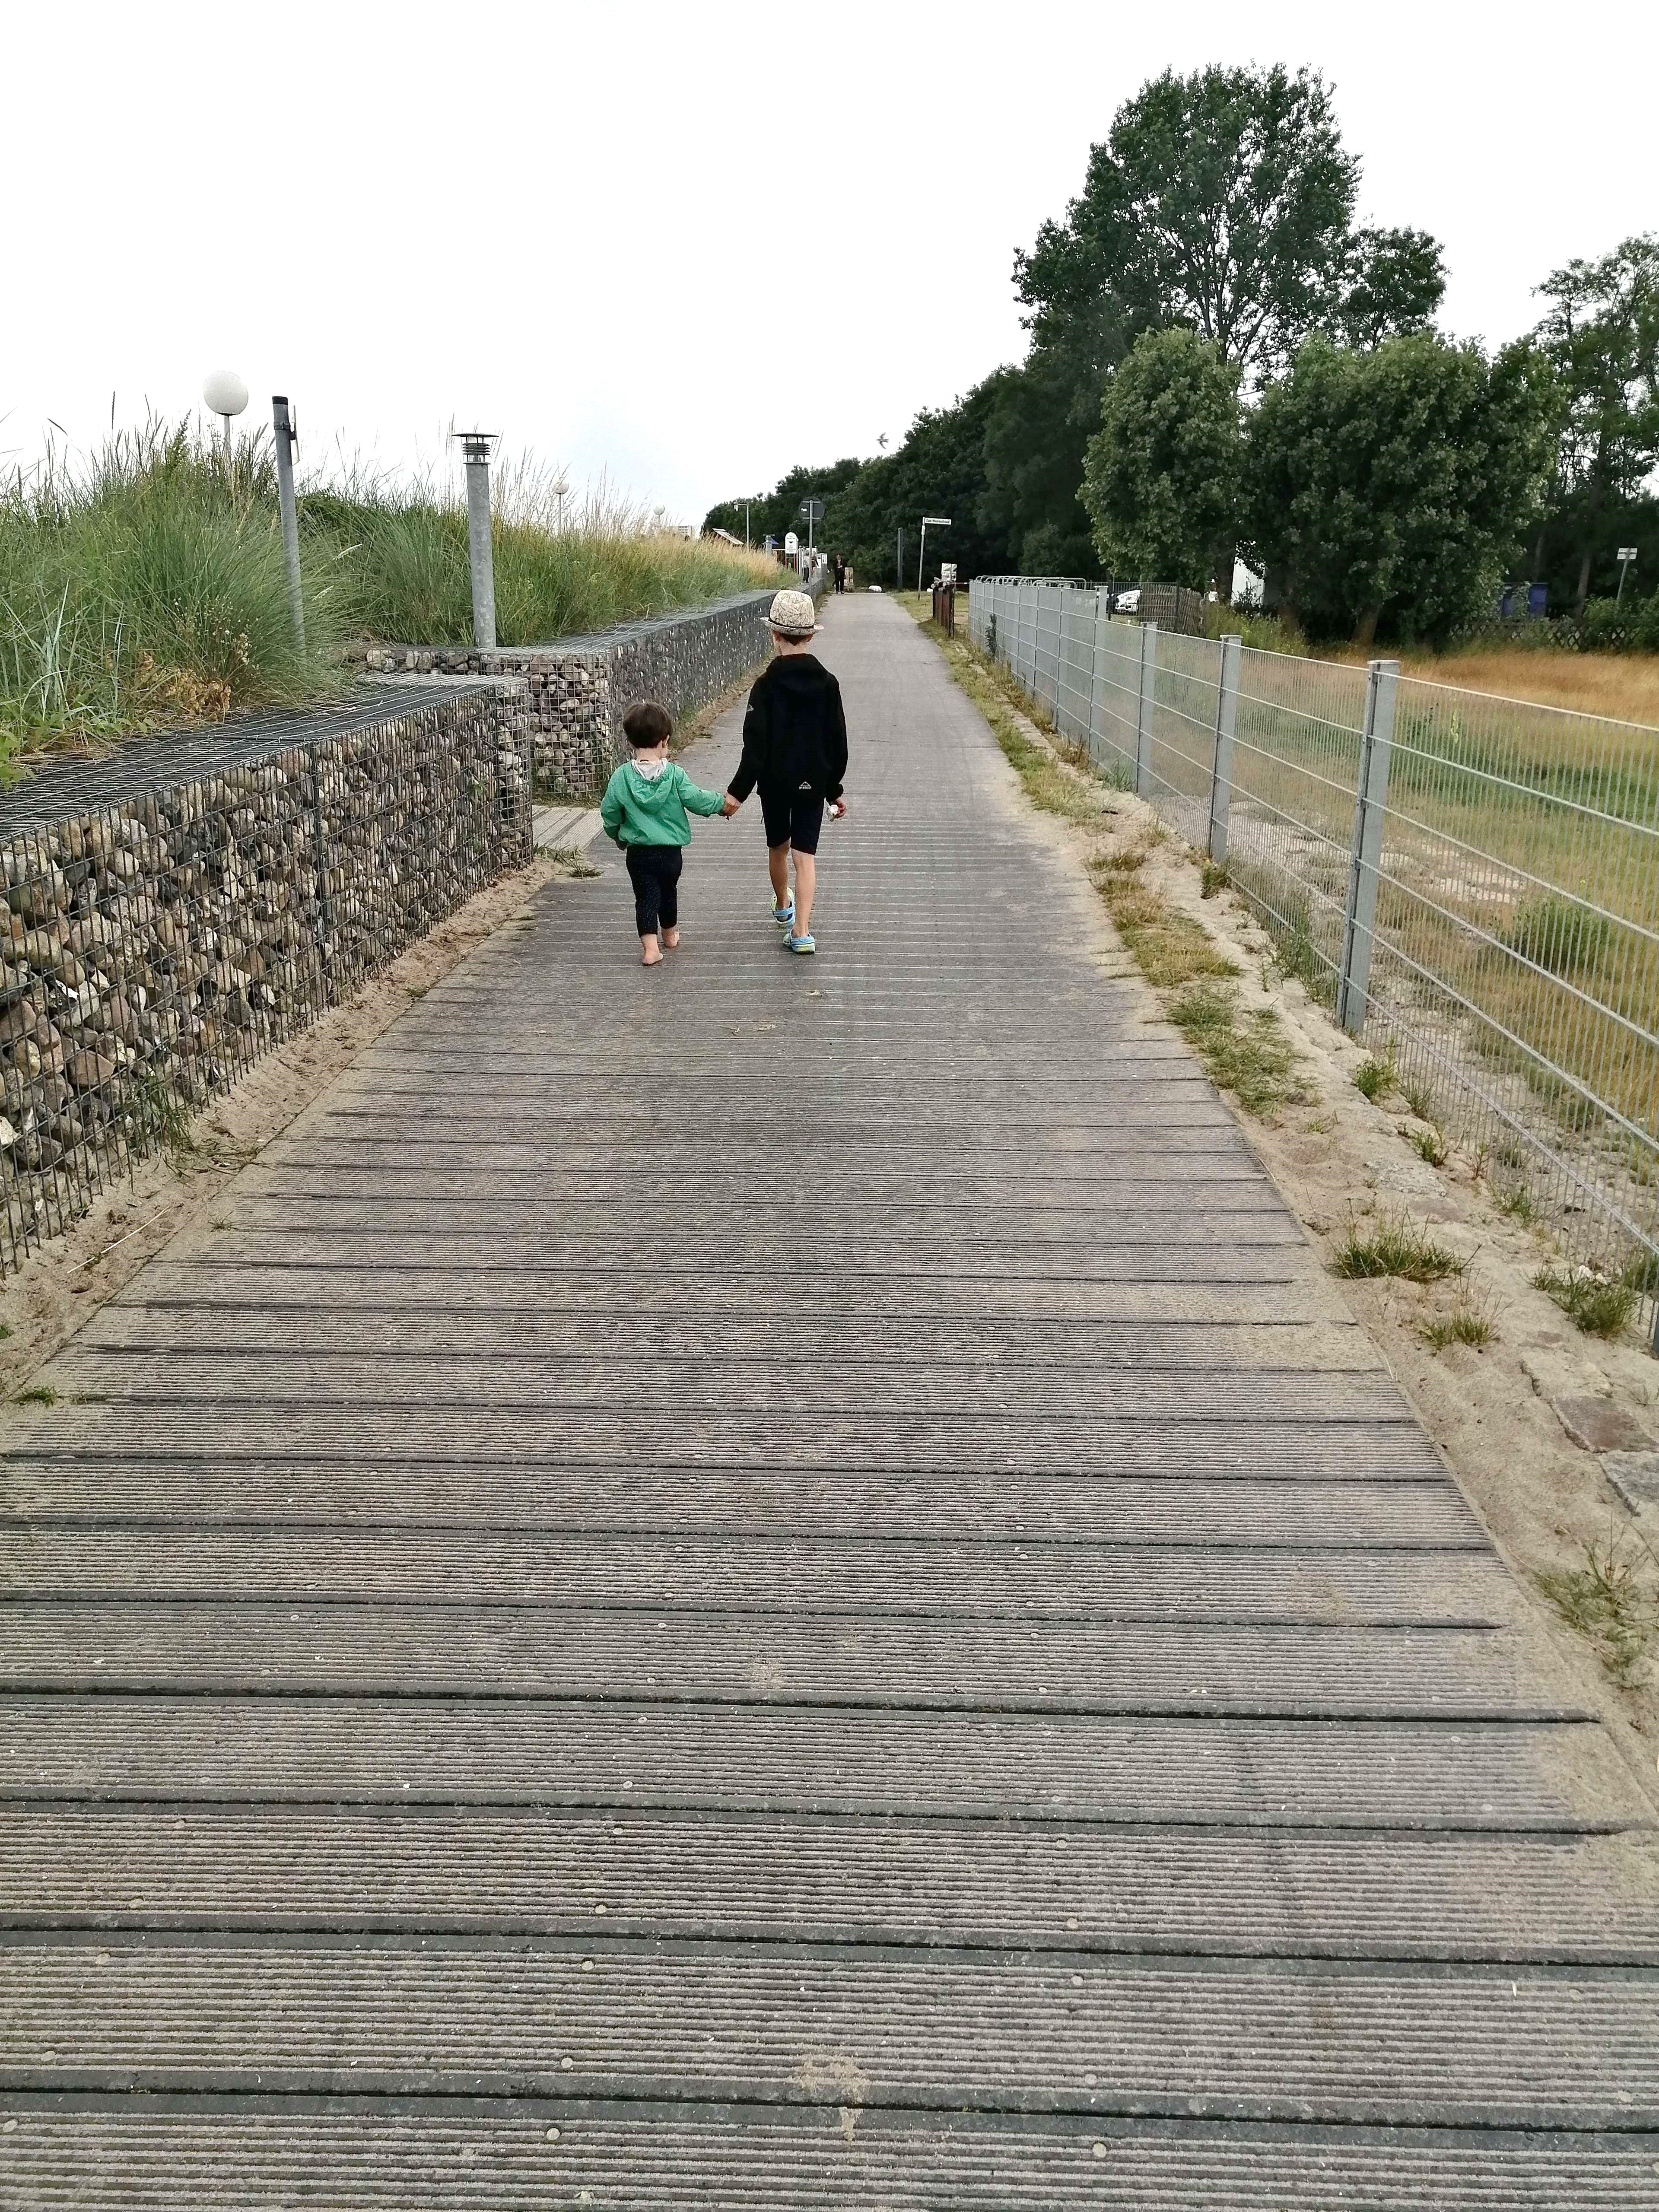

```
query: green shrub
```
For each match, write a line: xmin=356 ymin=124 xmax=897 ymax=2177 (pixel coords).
xmin=1502 ymin=894 xmax=1616 ymax=979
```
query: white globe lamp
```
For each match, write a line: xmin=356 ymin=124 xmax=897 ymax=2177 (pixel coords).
xmin=202 ymin=369 xmax=248 ymax=462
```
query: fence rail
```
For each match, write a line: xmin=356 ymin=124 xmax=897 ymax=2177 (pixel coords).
xmin=970 ymin=575 xmax=1659 ymax=1351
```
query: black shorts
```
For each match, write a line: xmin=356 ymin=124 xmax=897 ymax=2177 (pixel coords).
xmin=760 ymin=785 xmax=825 ymax=854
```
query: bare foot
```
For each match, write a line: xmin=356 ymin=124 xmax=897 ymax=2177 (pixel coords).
xmin=662 ymin=928 xmax=680 ymax=951
xmin=641 ymin=938 xmax=663 ymax=966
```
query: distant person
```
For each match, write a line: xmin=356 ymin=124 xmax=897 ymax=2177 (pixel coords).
xmin=726 ymin=589 xmax=847 ymax=956
xmin=833 ymin=553 xmax=846 ymax=594
xmin=599 ymin=699 xmax=737 ymax=966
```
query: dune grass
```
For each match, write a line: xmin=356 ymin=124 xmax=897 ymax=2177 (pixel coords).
xmin=0 ymin=421 xmax=780 ymax=760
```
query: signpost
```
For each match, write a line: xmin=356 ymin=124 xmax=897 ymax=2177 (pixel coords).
xmin=1617 ymin=547 xmax=1639 ymax=602
xmin=798 ymin=497 xmax=824 ymax=552
xmin=917 ymin=516 xmax=952 ymax=594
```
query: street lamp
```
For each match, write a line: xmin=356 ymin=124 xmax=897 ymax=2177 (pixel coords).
xmin=917 ymin=515 xmax=952 ymax=594
xmin=202 ymin=369 xmax=248 ymax=465
xmin=454 ymin=431 xmax=499 ymax=651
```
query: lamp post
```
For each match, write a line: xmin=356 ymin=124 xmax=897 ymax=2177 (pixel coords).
xmin=271 ymin=396 xmax=305 ymax=653
xmin=455 ymin=432 xmax=498 ymax=651
xmin=202 ymin=369 xmax=248 ymax=468
xmin=917 ymin=515 xmax=952 ymax=594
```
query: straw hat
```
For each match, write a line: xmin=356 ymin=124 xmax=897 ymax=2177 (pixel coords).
xmin=766 ymin=588 xmax=818 ymax=639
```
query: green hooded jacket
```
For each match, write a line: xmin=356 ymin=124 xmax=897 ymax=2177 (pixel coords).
xmin=599 ymin=759 xmax=726 ymax=848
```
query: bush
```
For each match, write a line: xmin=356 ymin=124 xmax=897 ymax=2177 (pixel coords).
xmin=1502 ymin=895 xmax=1615 ymax=979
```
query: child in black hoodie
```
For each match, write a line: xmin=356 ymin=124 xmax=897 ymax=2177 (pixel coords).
xmin=726 ymin=589 xmax=848 ymax=954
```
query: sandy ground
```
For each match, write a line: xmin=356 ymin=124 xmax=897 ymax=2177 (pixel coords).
xmin=924 ymin=628 xmax=1659 ymax=1785
xmin=0 ymin=849 xmax=577 ymax=1389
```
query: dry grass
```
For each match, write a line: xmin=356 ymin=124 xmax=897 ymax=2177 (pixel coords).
xmin=1329 ymin=646 xmax=1659 ymax=727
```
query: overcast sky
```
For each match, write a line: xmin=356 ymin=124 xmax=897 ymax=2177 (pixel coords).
xmin=6 ymin=0 xmax=1654 ymax=524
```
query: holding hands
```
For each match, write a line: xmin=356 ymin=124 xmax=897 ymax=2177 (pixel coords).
xmin=721 ymin=794 xmax=741 ymax=817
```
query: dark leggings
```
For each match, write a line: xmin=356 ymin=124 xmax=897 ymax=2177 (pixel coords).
xmin=626 ymin=844 xmax=682 ymax=938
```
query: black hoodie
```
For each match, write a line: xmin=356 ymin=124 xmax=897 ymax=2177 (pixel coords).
xmin=728 ymin=654 xmax=848 ymax=804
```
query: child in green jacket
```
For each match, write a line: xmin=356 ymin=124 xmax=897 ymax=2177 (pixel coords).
xmin=598 ymin=700 xmax=737 ymax=965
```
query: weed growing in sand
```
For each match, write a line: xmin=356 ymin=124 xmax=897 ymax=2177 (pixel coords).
xmin=1402 ymin=1123 xmax=1449 ymax=1167
xmin=1332 ymin=1213 xmax=1465 ymax=1283
xmin=1533 ymin=1264 xmax=1639 ymax=1338
xmin=1538 ymin=1538 xmax=1659 ymax=1688
xmin=1418 ymin=1294 xmax=1500 ymax=1351
xmin=1168 ymin=982 xmax=1306 ymax=1117
xmin=1352 ymin=1056 xmax=1392 ymax=1103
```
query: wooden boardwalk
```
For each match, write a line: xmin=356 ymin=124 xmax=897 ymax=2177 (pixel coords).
xmin=3 ymin=594 xmax=1656 ymax=2206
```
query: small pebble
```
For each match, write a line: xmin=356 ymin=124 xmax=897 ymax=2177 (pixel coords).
xmin=545 ymin=2126 xmax=561 ymax=2143
xmin=1093 ymin=2142 xmax=1107 ymax=2160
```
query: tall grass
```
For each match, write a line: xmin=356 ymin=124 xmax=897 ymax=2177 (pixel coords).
xmin=0 ymin=419 xmax=781 ymax=761
xmin=0 ymin=421 xmax=339 ymax=757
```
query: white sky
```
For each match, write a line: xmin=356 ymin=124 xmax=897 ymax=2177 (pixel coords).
xmin=6 ymin=0 xmax=1655 ymax=523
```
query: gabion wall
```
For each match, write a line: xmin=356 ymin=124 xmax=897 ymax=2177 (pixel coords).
xmin=0 ymin=690 xmax=531 ymax=1272
xmin=355 ymin=588 xmax=789 ymax=798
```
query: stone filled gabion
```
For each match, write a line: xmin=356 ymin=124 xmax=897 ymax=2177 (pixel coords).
xmin=356 ymin=589 xmax=786 ymax=798
xmin=0 ymin=694 xmax=531 ymax=1271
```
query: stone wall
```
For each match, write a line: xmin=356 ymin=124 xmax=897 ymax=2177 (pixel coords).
xmin=0 ymin=687 xmax=531 ymax=1271
xmin=356 ymin=582 xmax=826 ymax=798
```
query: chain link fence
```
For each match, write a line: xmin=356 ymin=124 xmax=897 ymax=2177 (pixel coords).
xmin=0 ymin=683 xmax=532 ymax=1272
xmin=971 ymin=575 xmax=1659 ymax=1351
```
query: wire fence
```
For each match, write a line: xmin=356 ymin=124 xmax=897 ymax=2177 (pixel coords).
xmin=971 ymin=575 xmax=1659 ymax=1351
xmin=0 ymin=684 xmax=532 ymax=1272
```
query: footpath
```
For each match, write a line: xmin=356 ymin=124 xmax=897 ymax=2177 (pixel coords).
xmin=1 ymin=592 xmax=1656 ymax=2206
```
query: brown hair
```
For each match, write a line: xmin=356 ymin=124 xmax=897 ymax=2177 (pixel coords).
xmin=623 ymin=699 xmax=673 ymax=747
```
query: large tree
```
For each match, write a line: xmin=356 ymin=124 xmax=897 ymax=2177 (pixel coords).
xmin=1531 ymin=232 xmax=1659 ymax=610
xmin=1246 ymin=333 xmax=1555 ymax=646
xmin=977 ymin=353 xmax=1097 ymax=575
xmin=1082 ymin=328 xmax=1243 ymax=589
xmin=1015 ymin=65 xmax=1444 ymax=388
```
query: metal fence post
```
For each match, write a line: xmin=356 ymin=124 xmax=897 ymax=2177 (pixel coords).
xmin=1055 ymin=592 xmax=1068 ymax=728
xmin=1336 ymin=658 xmax=1399 ymax=1034
xmin=1208 ymin=633 xmax=1242 ymax=862
xmin=1135 ymin=621 xmax=1158 ymax=797
xmin=1087 ymin=589 xmax=1105 ymax=762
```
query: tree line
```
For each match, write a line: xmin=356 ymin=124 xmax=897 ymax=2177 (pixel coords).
xmin=706 ymin=65 xmax=1659 ymax=647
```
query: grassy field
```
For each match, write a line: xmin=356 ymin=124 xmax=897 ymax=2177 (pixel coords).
xmin=0 ymin=422 xmax=780 ymax=761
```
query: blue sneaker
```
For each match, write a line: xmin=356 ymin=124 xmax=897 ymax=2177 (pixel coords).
xmin=771 ymin=897 xmax=794 ymax=929
xmin=787 ymin=932 xmax=816 ymax=955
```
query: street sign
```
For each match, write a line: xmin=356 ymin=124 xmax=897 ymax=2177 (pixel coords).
xmin=799 ymin=499 xmax=824 ymax=522
xmin=1618 ymin=547 xmax=1638 ymax=562
xmin=922 ymin=515 xmax=952 ymax=527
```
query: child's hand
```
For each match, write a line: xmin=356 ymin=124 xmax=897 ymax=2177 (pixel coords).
xmin=828 ymin=798 xmax=847 ymax=820
xmin=721 ymin=795 xmax=741 ymax=817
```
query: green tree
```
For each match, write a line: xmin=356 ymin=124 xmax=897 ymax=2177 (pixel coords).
xmin=831 ymin=385 xmax=1011 ymax=586
xmin=1082 ymin=328 xmax=1243 ymax=588
xmin=1531 ymin=233 xmax=1659 ymax=610
xmin=703 ymin=458 xmax=863 ymax=550
xmin=1246 ymin=333 xmax=1555 ymax=646
xmin=1016 ymin=66 xmax=1443 ymax=387
xmin=977 ymin=352 xmax=1097 ymax=575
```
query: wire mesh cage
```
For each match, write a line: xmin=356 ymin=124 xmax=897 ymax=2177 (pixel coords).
xmin=0 ymin=687 xmax=533 ymax=1273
